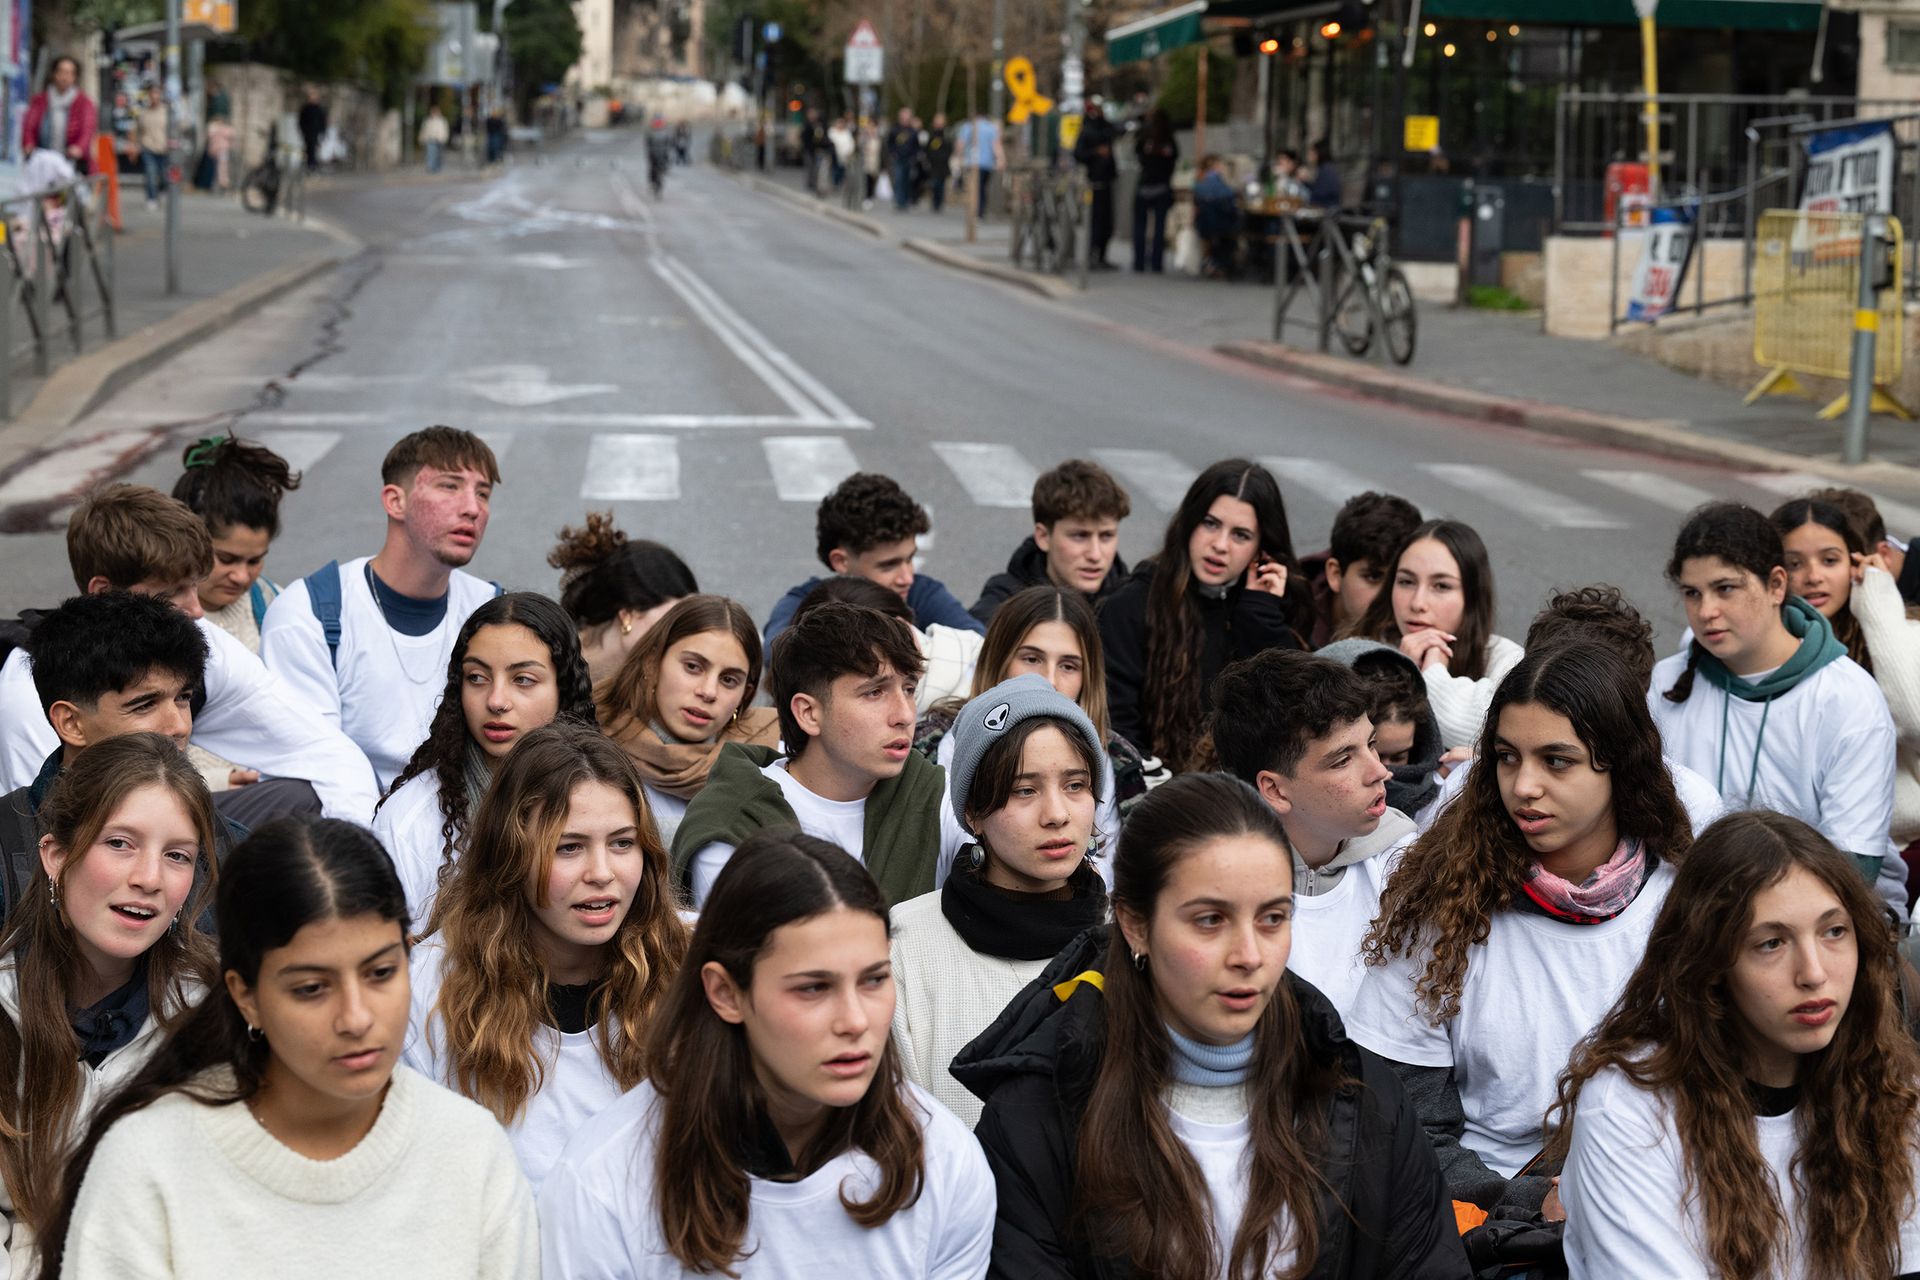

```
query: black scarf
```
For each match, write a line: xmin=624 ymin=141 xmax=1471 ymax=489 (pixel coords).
xmin=940 ymin=859 xmax=1107 ymax=961
xmin=71 ymin=962 xmax=151 ymax=1069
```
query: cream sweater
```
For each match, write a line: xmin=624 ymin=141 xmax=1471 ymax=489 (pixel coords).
xmin=1423 ymin=633 xmax=1526 ymax=749
xmin=60 ymin=1065 xmax=538 ymax=1279
xmin=1851 ymin=566 xmax=1920 ymax=847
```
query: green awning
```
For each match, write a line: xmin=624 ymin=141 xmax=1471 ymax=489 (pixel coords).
xmin=1106 ymin=1 xmax=1208 ymax=64
xmin=1421 ymin=0 xmax=1820 ymax=32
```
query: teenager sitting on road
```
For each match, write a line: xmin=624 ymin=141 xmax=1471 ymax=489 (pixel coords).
xmin=970 ymin=458 xmax=1132 ymax=624
xmin=1300 ymin=489 xmax=1422 ymax=648
xmin=548 ymin=511 xmax=698 ymax=685
xmin=762 ymin=472 xmax=984 ymax=645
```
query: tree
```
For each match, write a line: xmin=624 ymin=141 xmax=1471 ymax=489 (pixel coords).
xmin=485 ymin=0 xmax=582 ymax=106
xmin=1156 ymin=45 xmax=1233 ymax=128
xmin=237 ymin=0 xmax=437 ymax=106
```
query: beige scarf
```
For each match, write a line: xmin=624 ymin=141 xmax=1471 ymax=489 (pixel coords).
xmin=606 ymin=705 xmax=782 ymax=799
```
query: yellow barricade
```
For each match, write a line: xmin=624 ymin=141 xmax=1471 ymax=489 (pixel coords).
xmin=1749 ymin=209 xmax=1912 ymax=421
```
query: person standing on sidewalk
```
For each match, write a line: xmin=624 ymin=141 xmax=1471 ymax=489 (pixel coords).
xmin=886 ymin=108 xmax=919 ymax=212
xmin=921 ymin=113 xmax=952 ymax=213
xmin=858 ymin=116 xmax=882 ymax=208
xmin=957 ymin=110 xmax=1004 ymax=218
xmin=22 ymin=55 xmax=96 ymax=174
xmin=135 ymin=91 xmax=169 ymax=209
xmin=420 ymin=105 xmax=450 ymax=174
xmin=1132 ymin=108 xmax=1178 ymax=272
xmin=1073 ymin=101 xmax=1119 ymax=270
xmin=828 ymin=113 xmax=855 ymax=191
xmin=297 ymin=86 xmax=328 ymax=172
xmin=800 ymin=109 xmax=830 ymax=195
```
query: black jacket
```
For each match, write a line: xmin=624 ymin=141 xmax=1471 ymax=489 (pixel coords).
xmin=970 ymin=537 xmax=1128 ymax=625
xmin=952 ymin=929 xmax=1471 ymax=1280
xmin=1073 ymin=116 xmax=1119 ymax=184
xmin=1095 ymin=559 xmax=1304 ymax=760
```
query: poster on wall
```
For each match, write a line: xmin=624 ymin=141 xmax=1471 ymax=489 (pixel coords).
xmin=1626 ymin=201 xmax=1698 ymax=323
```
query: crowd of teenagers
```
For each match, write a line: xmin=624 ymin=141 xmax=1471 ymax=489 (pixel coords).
xmin=5 ymin=425 xmax=1920 ymax=1278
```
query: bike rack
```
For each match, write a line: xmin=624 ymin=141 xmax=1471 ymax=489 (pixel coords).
xmin=1271 ymin=210 xmax=1415 ymax=366
xmin=1007 ymin=165 xmax=1088 ymax=289
xmin=0 ymin=173 xmax=116 ymax=420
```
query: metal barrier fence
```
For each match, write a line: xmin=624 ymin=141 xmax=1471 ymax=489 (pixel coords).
xmin=1006 ymin=165 xmax=1087 ymax=288
xmin=1748 ymin=209 xmax=1907 ymax=419
xmin=0 ymin=174 xmax=115 ymax=420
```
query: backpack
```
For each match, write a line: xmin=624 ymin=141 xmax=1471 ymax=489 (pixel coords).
xmin=303 ymin=561 xmax=502 ymax=668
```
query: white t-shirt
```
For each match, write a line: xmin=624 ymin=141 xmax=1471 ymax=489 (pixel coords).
xmin=1343 ymin=860 xmax=1676 ymax=1177
xmin=1288 ymin=843 xmax=1402 ymax=1019
xmin=687 ymin=759 xmax=870 ymax=906
xmin=932 ymin=729 xmax=1113 ymax=890
xmin=0 ymin=620 xmax=378 ymax=822
xmin=1648 ymin=647 xmax=1904 ymax=912
xmin=640 ymin=782 xmax=689 ymax=850
xmin=260 ymin=557 xmax=497 ymax=789
xmin=1167 ymin=1108 xmax=1293 ymax=1280
xmin=1562 ymin=1063 xmax=1920 ymax=1278
xmin=403 ymin=940 xmax=622 ymax=1196
xmin=375 ymin=770 xmax=453 ymax=927
xmin=537 ymin=1080 xmax=997 ymax=1279
xmin=1421 ymin=752 xmax=1727 ymax=838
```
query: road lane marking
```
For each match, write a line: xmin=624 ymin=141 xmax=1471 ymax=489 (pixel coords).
xmin=932 ymin=442 xmax=1039 ymax=509
xmin=1259 ymin=456 xmax=1385 ymax=508
xmin=1581 ymin=469 xmax=1717 ymax=513
xmin=1743 ymin=470 xmax=1920 ymax=538
xmin=250 ymin=431 xmax=344 ymax=476
xmin=764 ymin=436 xmax=861 ymax=501
xmin=1422 ymin=462 xmax=1628 ymax=529
xmin=1091 ymin=448 xmax=1198 ymax=511
xmin=581 ymin=435 xmax=680 ymax=501
xmin=651 ymin=256 xmax=824 ymax=422
xmin=98 ymin=410 xmax=853 ymax=430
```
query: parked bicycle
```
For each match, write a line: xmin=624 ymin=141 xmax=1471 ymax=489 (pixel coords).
xmin=1329 ymin=216 xmax=1417 ymax=365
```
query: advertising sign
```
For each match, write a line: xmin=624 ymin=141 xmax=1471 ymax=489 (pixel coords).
xmin=1626 ymin=201 xmax=1697 ymax=323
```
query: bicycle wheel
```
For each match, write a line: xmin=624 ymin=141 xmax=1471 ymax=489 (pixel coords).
xmin=1331 ymin=268 xmax=1374 ymax=356
xmin=1381 ymin=266 xmax=1418 ymax=365
xmin=241 ymin=169 xmax=274 ymax=214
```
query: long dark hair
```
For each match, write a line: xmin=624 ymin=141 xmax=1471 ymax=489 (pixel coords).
xmin=1363 ymin=641 xmax=1691 ymax=1021
xmin=1663 ymin=502 xmax=1786 ymax=703
xmin=171 ymin=436 xmax=301 ymax=538
xmin=380 ymin=592 xmax=598 ymax=877
xmin=1770 ymin=498 xmax=1870 ymax=671
xmin=0 ymin=735 xmax=218 ymax=1237
xmin=647 ymin=831 xmax=924 ymax=1274
xmin=1078 ymin=772 xmax=1340 ymax=1280
xmin=1143 ymin=459 xmax=1302 ymax=772
xmin=1346 ymin=518 xmax=1498 ymax=679
xmin=967 ymin=586 xmax=1112 ymax=742
xmin=1548 ymin=811 xmax=1920 ymax=1280
xmin=549 ymin=511 xmax=698 ymax=634
xmin=40 ymin=817 xmax=409 ymax=1279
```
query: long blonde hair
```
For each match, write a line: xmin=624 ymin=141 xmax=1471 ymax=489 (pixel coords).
xmin=428 ymin=721 xmax=687 ymax=1122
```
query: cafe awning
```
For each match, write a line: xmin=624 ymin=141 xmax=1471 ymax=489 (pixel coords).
xmin=1106 ymin=1 xmax=1209 ymax=64
xmin=1420 ymin=0 xmax=1821 ymax=32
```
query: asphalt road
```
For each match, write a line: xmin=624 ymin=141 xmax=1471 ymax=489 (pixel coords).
xmin=0 ymin=128 xmax=1893 ymax=650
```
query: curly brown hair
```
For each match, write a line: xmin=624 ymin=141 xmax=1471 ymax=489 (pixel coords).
xmin=1361 ymin=641 xmax=1691 ymax=1022
xmin=814 ymin=472 xmax=930 ymax=567
xmin=1546 ymin=811 xmax=1920 ymax=1280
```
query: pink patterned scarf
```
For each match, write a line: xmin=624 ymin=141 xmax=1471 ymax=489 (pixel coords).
xmin=1521 ymin=839 xmax=1648 ymax=924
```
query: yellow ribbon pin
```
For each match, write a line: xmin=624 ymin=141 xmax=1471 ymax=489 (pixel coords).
xmin=1004 ymin=57 xmax=1054 ymax=124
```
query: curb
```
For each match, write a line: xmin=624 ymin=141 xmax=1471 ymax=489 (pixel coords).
xmin=1214 ymin=339 xmax=1920 ymax=490
xmin=901 ymin=238 xmax=1081 ymax=302
xmin=744 ymin=175 xmax=888 ymax=238
xmin=0 ymin=246 xmax=352 ymax=473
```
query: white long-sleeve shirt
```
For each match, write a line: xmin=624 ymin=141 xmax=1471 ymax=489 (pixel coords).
xmin=260 ymin=558 xmax=496 ymax=789
xmin=0 ymin=620 xmax=378 ymax=823
xmin=1423 ymin=634 xmax=1525 ymax=749
xmin=1851 ymin=566 xmax=1920 ymax=849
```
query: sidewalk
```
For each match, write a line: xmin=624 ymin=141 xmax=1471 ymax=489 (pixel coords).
xmin=0 ymin=188 xmax=350 ymax=470
xmin=746 ymin=159 xmax=1920 ymax=490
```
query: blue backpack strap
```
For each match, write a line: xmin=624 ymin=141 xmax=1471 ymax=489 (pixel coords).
xmin=491 ymin=580 xmax=503 ymax=597
xmin=304 ymin=560 xmax=345 ymax=669
xmin=249 ymin=580 xmax=269 ymax=630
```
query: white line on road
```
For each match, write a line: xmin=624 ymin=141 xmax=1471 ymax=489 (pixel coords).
xmin=763 ymin=436 xmax=861 ymax=502
xmin=250 ymin=431 xmax=345 ymax=476
xmin=0 ymin=428 xmax=167 ymax=508
xmin=932 ymin=442 xmax=1040 ymax=509
xmin=1422 ymin=462 xmax=1629 ymax=529
xmin=1092 ymin=448 xmax=1199 ymax=511
xmin=581 ymin=435 xmax=680 ymax=501
xmin=661 ymin=262 xmax=867 ymax=426
xmin=83 ymin=410 xmax=858 ymax=431
xmin=1742 ymin=470 xmax=1920 ymax=537
xmin=1259 ymin=456 xmax=1385 ymax=508
xmin=1581 ymin=469 xmax=1717 ymax=513
xmin=651 ymin=256 xmax=829 ymax=424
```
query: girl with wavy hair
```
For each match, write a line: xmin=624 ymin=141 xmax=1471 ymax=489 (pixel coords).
xmin=405 ymin=721 xmax=687 ymax=1192
xmin=39 ymin=815 xmax=536 ymax=1279
xmin=955 ymin=771 xmax=1465 ymax=1278
xmin=0 ymin=735 xmax=217 ymax=1276
xmin=538 ymin=829 xmax=995 ymax=1277
xmin=596 ymin=594 xmax=780 ymax=846
xmin=1553 ymin=811 xmax=1920 ymax=1278
xmin=1097 ymin=458 xmax=1305 ymax=773
xmin=1346 ymin=641 xmax=1690 ymax=1227
xmin=1342 ymin=518 xmax=1521 ymax=750
xmin=375 ymin=591 xmax=597 ymax=926
xmin=549 ymin=511 xmax=698 ymax=683
xmin=1651 ymin=501 xmax=1903 ymax=913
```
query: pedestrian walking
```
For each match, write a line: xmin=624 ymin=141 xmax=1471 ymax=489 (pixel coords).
xmin=1072 ymin=101 xmax=1119 ymax=268
xmin=22 ymin=56 xmax=96 ymax=174
xmin=858 ymin=117 xmax=882 ymax=207
xmin=136 ymin=92 xmax=169 ymax=208
xmin=956 ymin=110 xmax=1004 ymax=218
xmin=800 ymin=109 xmax=829 ymax=194
xmin=419 ymin=105 xmax=450 ymax=173
xmin=885 ymin=108 xmax=919 ymax=212
xmin=297 ymin=86 xmax=328 ymax=171
xmin=827 ymin=113 xmax=854 ymax=190
xmin=921 ymin=113 xmax=952 ymax=212
xmin=1132 ymin=107 xmax=1178 ymax=272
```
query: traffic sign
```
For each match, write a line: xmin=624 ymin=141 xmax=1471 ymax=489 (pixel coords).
xmin=845 ymin=19 xmax=884 ymax=85
xmin=764 ymin=21 xmax=782 ymax=42
xmin=848 ymin=19 xmax=880 ymax=47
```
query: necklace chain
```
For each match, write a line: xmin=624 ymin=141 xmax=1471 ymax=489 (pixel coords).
xmin=363 ymin=560 xmax=444 ymax=688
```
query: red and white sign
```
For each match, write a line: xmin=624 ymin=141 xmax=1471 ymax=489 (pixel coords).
xmin=846 ymin=20 xmax=884 ymax=84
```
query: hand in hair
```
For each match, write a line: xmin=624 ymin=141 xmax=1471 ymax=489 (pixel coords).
xmin=1400 ymin=628 xmax=1454 ymax=671
xmin=1853 ymin=550 xmax=1892 ymax=584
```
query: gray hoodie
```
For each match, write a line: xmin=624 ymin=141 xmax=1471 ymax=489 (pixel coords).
xmin=1296 ymin=805 xmax=1417 ymax=897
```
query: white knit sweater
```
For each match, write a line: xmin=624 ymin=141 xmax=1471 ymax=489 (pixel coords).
xmin=889 ymin=889 xmax=1055 ymax=1128
xmin=1851 ymin=566 xmax=1920 ymax=846
xmin=60 ymin=1065 xmax=538 ymax=1279
xmin=1424 ymin=633 xmax=1526 ymax=749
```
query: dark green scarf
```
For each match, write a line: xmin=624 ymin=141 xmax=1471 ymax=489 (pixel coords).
xmin=1692 ymin=597 xmax=1846 ymax=701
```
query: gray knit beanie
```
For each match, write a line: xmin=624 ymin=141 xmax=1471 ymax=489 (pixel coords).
xmin=947 ymin=674 xmax=1105 ymax=833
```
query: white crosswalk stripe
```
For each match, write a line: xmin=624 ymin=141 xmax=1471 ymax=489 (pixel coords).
xmin=250 ymin=430 xmax=344 ymax=476
xmin=1580 ymin=469 xmax=1717 ymax=513
xmin=763 ymin=436 xmax=860 ymax=502
xmin=1422 ymin=462 xmax=1629 ymax=529
xmin=1260 ymin=456 xmax=1388 ymax=508
xmin=1743 ymin=470 xmax=1920 ymax=538
xmin=1092 ymin=448 xmax=1198 ymax=511
xmin=932 ymin=442 xmax=1039 ymax=509
xmin=580 ymin=434 xmax=680 ymax=501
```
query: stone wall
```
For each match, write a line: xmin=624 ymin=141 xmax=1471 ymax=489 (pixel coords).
xmin=216 ymin=63 xmax=400 ymax=170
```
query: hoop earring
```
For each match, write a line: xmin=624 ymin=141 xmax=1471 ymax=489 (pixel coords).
xmin=245 ymin=1023 xmax=264 ymax=1043
xmin=1132 ymin=951 xmax=1148 ymax=973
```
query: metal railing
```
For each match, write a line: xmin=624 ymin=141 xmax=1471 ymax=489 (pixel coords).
xmin=0 ymin=173 xmax=115 ymax=420
xmin=1272 ymin=210 xmax=1417 ymax=366
xmin=1006 ymin=164 xmax=1087 ymax=287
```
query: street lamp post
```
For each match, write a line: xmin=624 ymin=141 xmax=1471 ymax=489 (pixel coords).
xmin=164 ymin=0 xmax=181 ymax=295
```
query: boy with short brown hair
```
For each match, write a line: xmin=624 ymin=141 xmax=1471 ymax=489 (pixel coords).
xmin=970 ymin=458 xmax=1132 ymax=623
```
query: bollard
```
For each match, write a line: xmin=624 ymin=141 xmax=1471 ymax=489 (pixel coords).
xmin=1843 ymin=213 xmax=1888 ymax=466
xmin=30 ymin=201 xmax=48 ymax=377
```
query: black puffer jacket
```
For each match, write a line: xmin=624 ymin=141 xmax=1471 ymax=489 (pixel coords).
xmin=970 ymin=537 xmax=1129 ymax=625
xmin=952 ymin=928 xmax=1471 ymax=1280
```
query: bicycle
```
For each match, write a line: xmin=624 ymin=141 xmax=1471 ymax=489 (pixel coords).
xmin=241 ymin=126 xmax=283 ymax=216
xmin=1327 ymin=215 xmax=1417 ymax=365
